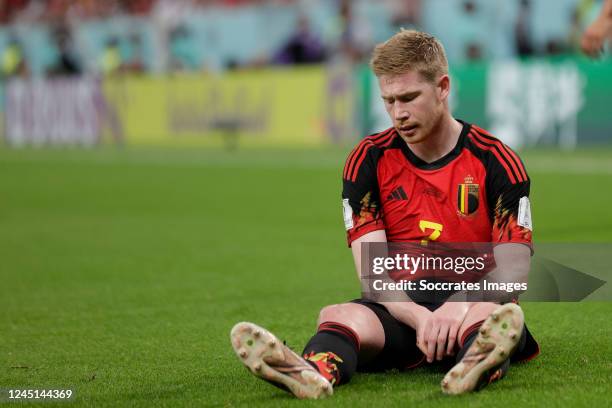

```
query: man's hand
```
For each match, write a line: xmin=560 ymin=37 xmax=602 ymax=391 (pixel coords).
xmin=417 ymin=302 xmax=471 ymax=363
xmin=581 ymin=17 xmax=612 ymax=57
xmin=581 ymin=0 xmax=612 ymax=57
xmin=380 ymin=301 xmax=432 ymax=332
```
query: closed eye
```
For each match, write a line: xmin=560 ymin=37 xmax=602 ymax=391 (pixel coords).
xmin=398 ymin=92 xmax=420 ymax=102
xmin=381 ymin=91 xmax=420 ymax=104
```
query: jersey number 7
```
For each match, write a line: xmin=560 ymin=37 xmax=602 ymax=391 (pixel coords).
xmin=419 ymin=220 xmax=443 ymax=245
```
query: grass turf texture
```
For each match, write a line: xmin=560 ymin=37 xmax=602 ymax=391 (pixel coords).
xmin=0 ymin=147 xmax=611 ymax=407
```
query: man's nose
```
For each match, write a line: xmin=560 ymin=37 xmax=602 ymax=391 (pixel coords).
xmin=393 ymin=103 xmax=409 ymax=122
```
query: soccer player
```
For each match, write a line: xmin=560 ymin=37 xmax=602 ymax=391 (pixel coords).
xmin=581 ymin=0 xmax=612 ymax=57
xmin=230 ymin=30 xmax=539 ymax=399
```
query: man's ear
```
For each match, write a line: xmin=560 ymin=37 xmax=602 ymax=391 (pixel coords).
xmin=437 ymin=74 xmax=451 ymax=101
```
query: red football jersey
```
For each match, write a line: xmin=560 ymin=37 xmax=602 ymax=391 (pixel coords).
xmin=342 ymin=120 xmax=533 ymax=247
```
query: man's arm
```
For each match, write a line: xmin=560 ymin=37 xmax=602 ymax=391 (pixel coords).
xmin=581 ymin=0 xmax=612 ymax=57
xmin=351 ymin=231 xmax=477 ymax=361
xmin=350 ymin=231 xmax=435 ymax=356
xmin=349 ymin=229 xmax=386 ymax=280
xmin=413 ymin=242 xmax=531 ymax=363
xmin=492 ymin=243 xmax=530 ymax=284
xmin=478 ymin=243 xmax=531 ymax=301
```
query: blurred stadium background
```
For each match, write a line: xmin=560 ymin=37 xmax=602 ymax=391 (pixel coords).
xmin=1 ymin=1 xmax=611 ymax=407
xmin=0 ymin=0 xmax=610 ymax=148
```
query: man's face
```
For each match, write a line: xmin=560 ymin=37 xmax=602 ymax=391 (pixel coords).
xmin=378 ymin=70 xmax=448 ymax=144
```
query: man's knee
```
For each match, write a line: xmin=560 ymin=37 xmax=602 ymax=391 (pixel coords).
xmin=318 ymin=303 xmax=369 ymax=327
xmin=318 ymin=304 xmax=350 ymax=325
xmin=317 ymin=303 xmax=385 ymax=350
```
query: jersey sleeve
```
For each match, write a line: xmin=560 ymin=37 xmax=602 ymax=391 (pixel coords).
xmin=486 ymin=150 xmax=533 ymax=246
xmin=342 ymin=144 xmax=385 ymax=246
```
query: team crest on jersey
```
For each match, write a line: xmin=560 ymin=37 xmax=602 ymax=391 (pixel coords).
xmin=457 ymin=177 xmax=479 ymax=215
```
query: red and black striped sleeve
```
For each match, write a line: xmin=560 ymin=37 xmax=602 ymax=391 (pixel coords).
xmin=468 ymin=126 xmax=533 ymax=245
xmin=342 ymin=132 xmax=390 ymax=246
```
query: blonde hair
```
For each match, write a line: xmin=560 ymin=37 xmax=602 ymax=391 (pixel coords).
xmin=370 ymin=29 xmax=448 ymax=82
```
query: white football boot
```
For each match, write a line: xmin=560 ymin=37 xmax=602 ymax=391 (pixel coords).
xmin=441 ymin=303 xmax=525 ymax=395
xmin=230 ymin=322 xmax=333 ymax=399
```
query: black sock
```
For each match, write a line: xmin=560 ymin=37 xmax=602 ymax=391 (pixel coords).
xmin=301 ymin=322 xmax=360 ymax=386
xmin=456 ymin=328 xmax=479 ymax=362
xmin=514 ymin=324 xmax=528 ymax=355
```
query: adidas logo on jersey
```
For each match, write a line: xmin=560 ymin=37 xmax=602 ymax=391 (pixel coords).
xmin=387 ymin=186 xmax=408 ymax=201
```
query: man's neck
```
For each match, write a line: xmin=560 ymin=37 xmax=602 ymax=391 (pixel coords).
xmin=405 ymin=115 xmax=463 ymax=164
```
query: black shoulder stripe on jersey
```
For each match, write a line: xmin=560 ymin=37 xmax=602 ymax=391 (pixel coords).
xmin=468 ymin=131 xmax=522 ymax=184
xmin=344 ymin=128 xmax=394 ymax=182
xmin=348 ymin=130 xmax=395 ymax=182
xmin=471 ymin=128 xmax=528 ymax=182
xmin=343 ymin=130 xmax=390 ymax=179
xmin=344 ymin=140 xmax=371 ymax=180
xmin=343 ymin=145 xmax=360 ymax=180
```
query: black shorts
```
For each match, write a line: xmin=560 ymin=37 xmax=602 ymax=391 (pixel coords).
xmin=351 ymin=298 xmax=426 ymax=372
xmin=350 ymin=298 xmax=540 ymax=373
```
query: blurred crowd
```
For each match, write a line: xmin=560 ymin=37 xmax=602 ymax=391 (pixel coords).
xmin=0 ymin=0 xmax=154 ymax=23
xmin=2 ymin=0 xmax=300 ymax=23
xmin=0 ymin=0 xmax=605 ymax=79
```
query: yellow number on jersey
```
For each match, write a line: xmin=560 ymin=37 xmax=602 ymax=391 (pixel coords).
xmin=419 ymin=220 xmax=443 ymax=245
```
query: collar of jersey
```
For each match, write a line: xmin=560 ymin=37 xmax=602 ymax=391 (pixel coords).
xmin=396 ymin=119 xmax=471 ymax=170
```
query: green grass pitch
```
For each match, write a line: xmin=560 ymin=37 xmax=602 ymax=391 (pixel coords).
xmin=0 ymin=147 xmax=610 ymax=407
